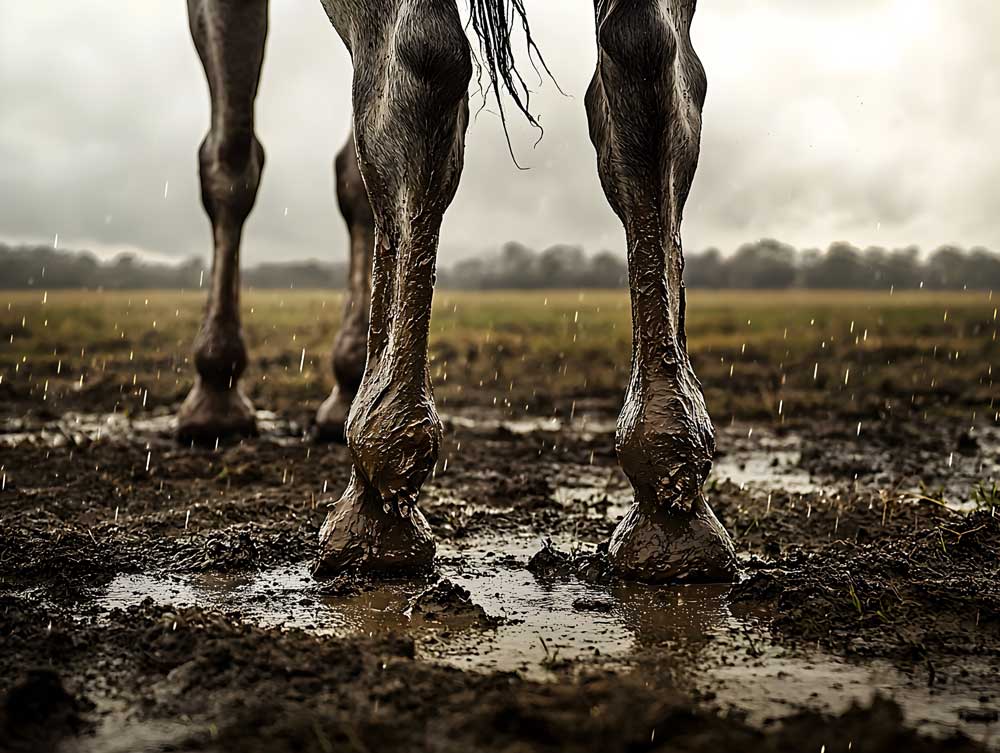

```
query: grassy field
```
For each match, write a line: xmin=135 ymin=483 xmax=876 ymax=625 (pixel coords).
xmin=1 ymin=288 xmax=997 ymax=425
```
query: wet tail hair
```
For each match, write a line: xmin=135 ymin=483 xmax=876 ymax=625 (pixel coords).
xmin=465 ymin=0 xmax=559 ymax=167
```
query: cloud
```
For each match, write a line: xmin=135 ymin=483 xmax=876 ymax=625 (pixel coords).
xmin=1 ymin=0 xmax=997 ymax=267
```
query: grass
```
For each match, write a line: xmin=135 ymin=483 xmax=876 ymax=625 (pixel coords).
xmin=1 ymin=288 xmax=997 ymax=425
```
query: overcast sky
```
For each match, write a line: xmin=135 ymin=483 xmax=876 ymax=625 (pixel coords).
xmin=1 ymin=0 xmax=998 ymax=265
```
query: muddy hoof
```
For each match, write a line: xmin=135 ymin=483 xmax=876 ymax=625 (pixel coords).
xmin=313 ymin=480 xmax=435 ymax=576
xmin=176 ymin=380 xmax=256 ymax=444
xmin=608 ymin=496 xmax=740 ymax=584
xmin=313 ymin=388 xmax=351 ymax=443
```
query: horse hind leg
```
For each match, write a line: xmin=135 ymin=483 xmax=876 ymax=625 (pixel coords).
xmin=177 ymin=0 xmax=267 ymax=444
xmin=585 ymin=0 xmax=739 ymax=583
xmin=315 ymin=133 xmax=373 ymax=443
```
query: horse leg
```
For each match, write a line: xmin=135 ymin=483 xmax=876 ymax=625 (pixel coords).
xmin=315 ymin=133 xmax=374 ymax=443
xmin=585 ymin=0 xmax=739 ymax=582
xmin=313 ymin=0 xmax=471 ymax=574
xmin=177 ymin=0 xmax=267 ymax=443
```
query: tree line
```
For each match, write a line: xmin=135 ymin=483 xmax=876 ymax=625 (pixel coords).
xmin=2 ymin=239 xmax=999 ymax=291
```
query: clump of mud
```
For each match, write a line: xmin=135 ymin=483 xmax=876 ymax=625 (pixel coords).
xmin=571 ymin=596 xmax=615 ymax=613
xmin=526 ymin=539 xmax=612 ymax=583
xmin=407 ymin=578 xmax=502 ymax=626
xmin=1 ymin=670 xmax=92 ymax=752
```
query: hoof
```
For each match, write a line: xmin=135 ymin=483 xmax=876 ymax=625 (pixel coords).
xmin=176 ymin=379 xmax=257 ymax=444
xmin=313 ymin=387 xmax=352 ymax=444
xmin=312 ymin=478 xmax=435 ymax=576
xmin=608 ymin=496 xmax=740 ymax=584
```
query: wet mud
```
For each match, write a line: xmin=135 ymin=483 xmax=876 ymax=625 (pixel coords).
xmin=1 ymin=383 xmax=999 ymax=751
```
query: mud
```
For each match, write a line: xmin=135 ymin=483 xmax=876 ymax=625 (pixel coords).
xmin=2 ymin=397 xmax=1000 ymax=750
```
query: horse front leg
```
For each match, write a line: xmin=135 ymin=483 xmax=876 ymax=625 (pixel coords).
xmin=585 ymin=0 xmax=739 ymax=583
xmin=178 ymin=0 xmax=267 ymax=443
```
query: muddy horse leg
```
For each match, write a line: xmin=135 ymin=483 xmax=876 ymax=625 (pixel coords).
xmin=315 ymin=133 xmax=374 ymax=442
xmin=313 ymin=0 xmax=471 ymax=574
xmin=177 ymin=0 xmax=267 ymax=443
xmin=585 ymin=0 xmax=738 ymax=582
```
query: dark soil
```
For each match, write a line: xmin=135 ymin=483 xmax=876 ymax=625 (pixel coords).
xmin=2 ymin=385 xmax=999 ymax=750
xmin=0 ymin=594 xmax=989 ymax=753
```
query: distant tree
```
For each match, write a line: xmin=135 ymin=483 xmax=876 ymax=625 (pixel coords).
xmin=883 ymin=247 xmax=921 ymax=289
xmin=727 ymin=239 xmax=797 ymax=289
xmin=446 ymin=258 xmax=486 ymax=289
xmin=588 ymin=251 xmax=627 ymax=288
xmin=802 ymin=242 xmax=867 ymax=288
xmin=497 ymin=242 xmax=539 ymax=288
xmin=539 ymin=244 xmax=586 ymax=287
xmin=860 ymin=246 xmax=889 ymax=288
xmin=963 ymin=247 xmax=1000 ymax=291
xmin=926 ymin=245 xmax=968 ymax=289
xmin=685 ymin=248 xmax=726 ymax=288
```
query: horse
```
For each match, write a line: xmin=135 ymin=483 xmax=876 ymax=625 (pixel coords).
xmin=179 ymin=0 xmax=738 ymax=584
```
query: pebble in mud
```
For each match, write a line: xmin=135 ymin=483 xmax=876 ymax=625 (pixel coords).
xmin=571 ymin=597 xmax=615 ymax=613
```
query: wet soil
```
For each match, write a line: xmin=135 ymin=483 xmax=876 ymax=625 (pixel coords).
xmin=2 ymin=396 xmax=999 ymax=751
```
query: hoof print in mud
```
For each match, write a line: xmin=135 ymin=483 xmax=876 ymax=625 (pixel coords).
xmin=607 ymin=497 xmax=741 ymax=584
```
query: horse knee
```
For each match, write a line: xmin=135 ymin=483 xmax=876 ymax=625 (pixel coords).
xmin=198 ymin=129 xmax=264 ymax=222
xmin=597 ymin=2 xmax=676 ymax=76
xmin=193 ymin=319 xmax=248 ymax=389
xmin=394 ymin=2 xmax=472 ymax=105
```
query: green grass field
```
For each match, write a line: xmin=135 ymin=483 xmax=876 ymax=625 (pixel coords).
xmin=1 ymin=289 xmax=997 ymax=425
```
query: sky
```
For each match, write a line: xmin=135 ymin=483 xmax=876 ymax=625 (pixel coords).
xmin=1 ymin=0 xmax=998 ymax=266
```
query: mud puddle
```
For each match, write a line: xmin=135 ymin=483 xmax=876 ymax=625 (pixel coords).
xmin=447 ymin=415 xmax=824 ymax=496
xmin=549 ymin=430 xmax=822 ymax=525
xmin=95 ymin=536 xmax=636 ymax=679
xmin=0 ymin=409 xmax=302 ymax=449
xmin=712 ymin=427 xmax=819 ymax=495
xmin=76 ymin=534 xmax=997 ymax=745
xmin=444 ymin=412 xmax=618 ymax=442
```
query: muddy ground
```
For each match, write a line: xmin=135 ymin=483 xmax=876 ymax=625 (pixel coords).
xmin=2 ymin=291 xmax=1000 ymax=751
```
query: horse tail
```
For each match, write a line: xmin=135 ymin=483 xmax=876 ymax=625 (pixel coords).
xmin=465 ymin=0 xmax=559 ymax=165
